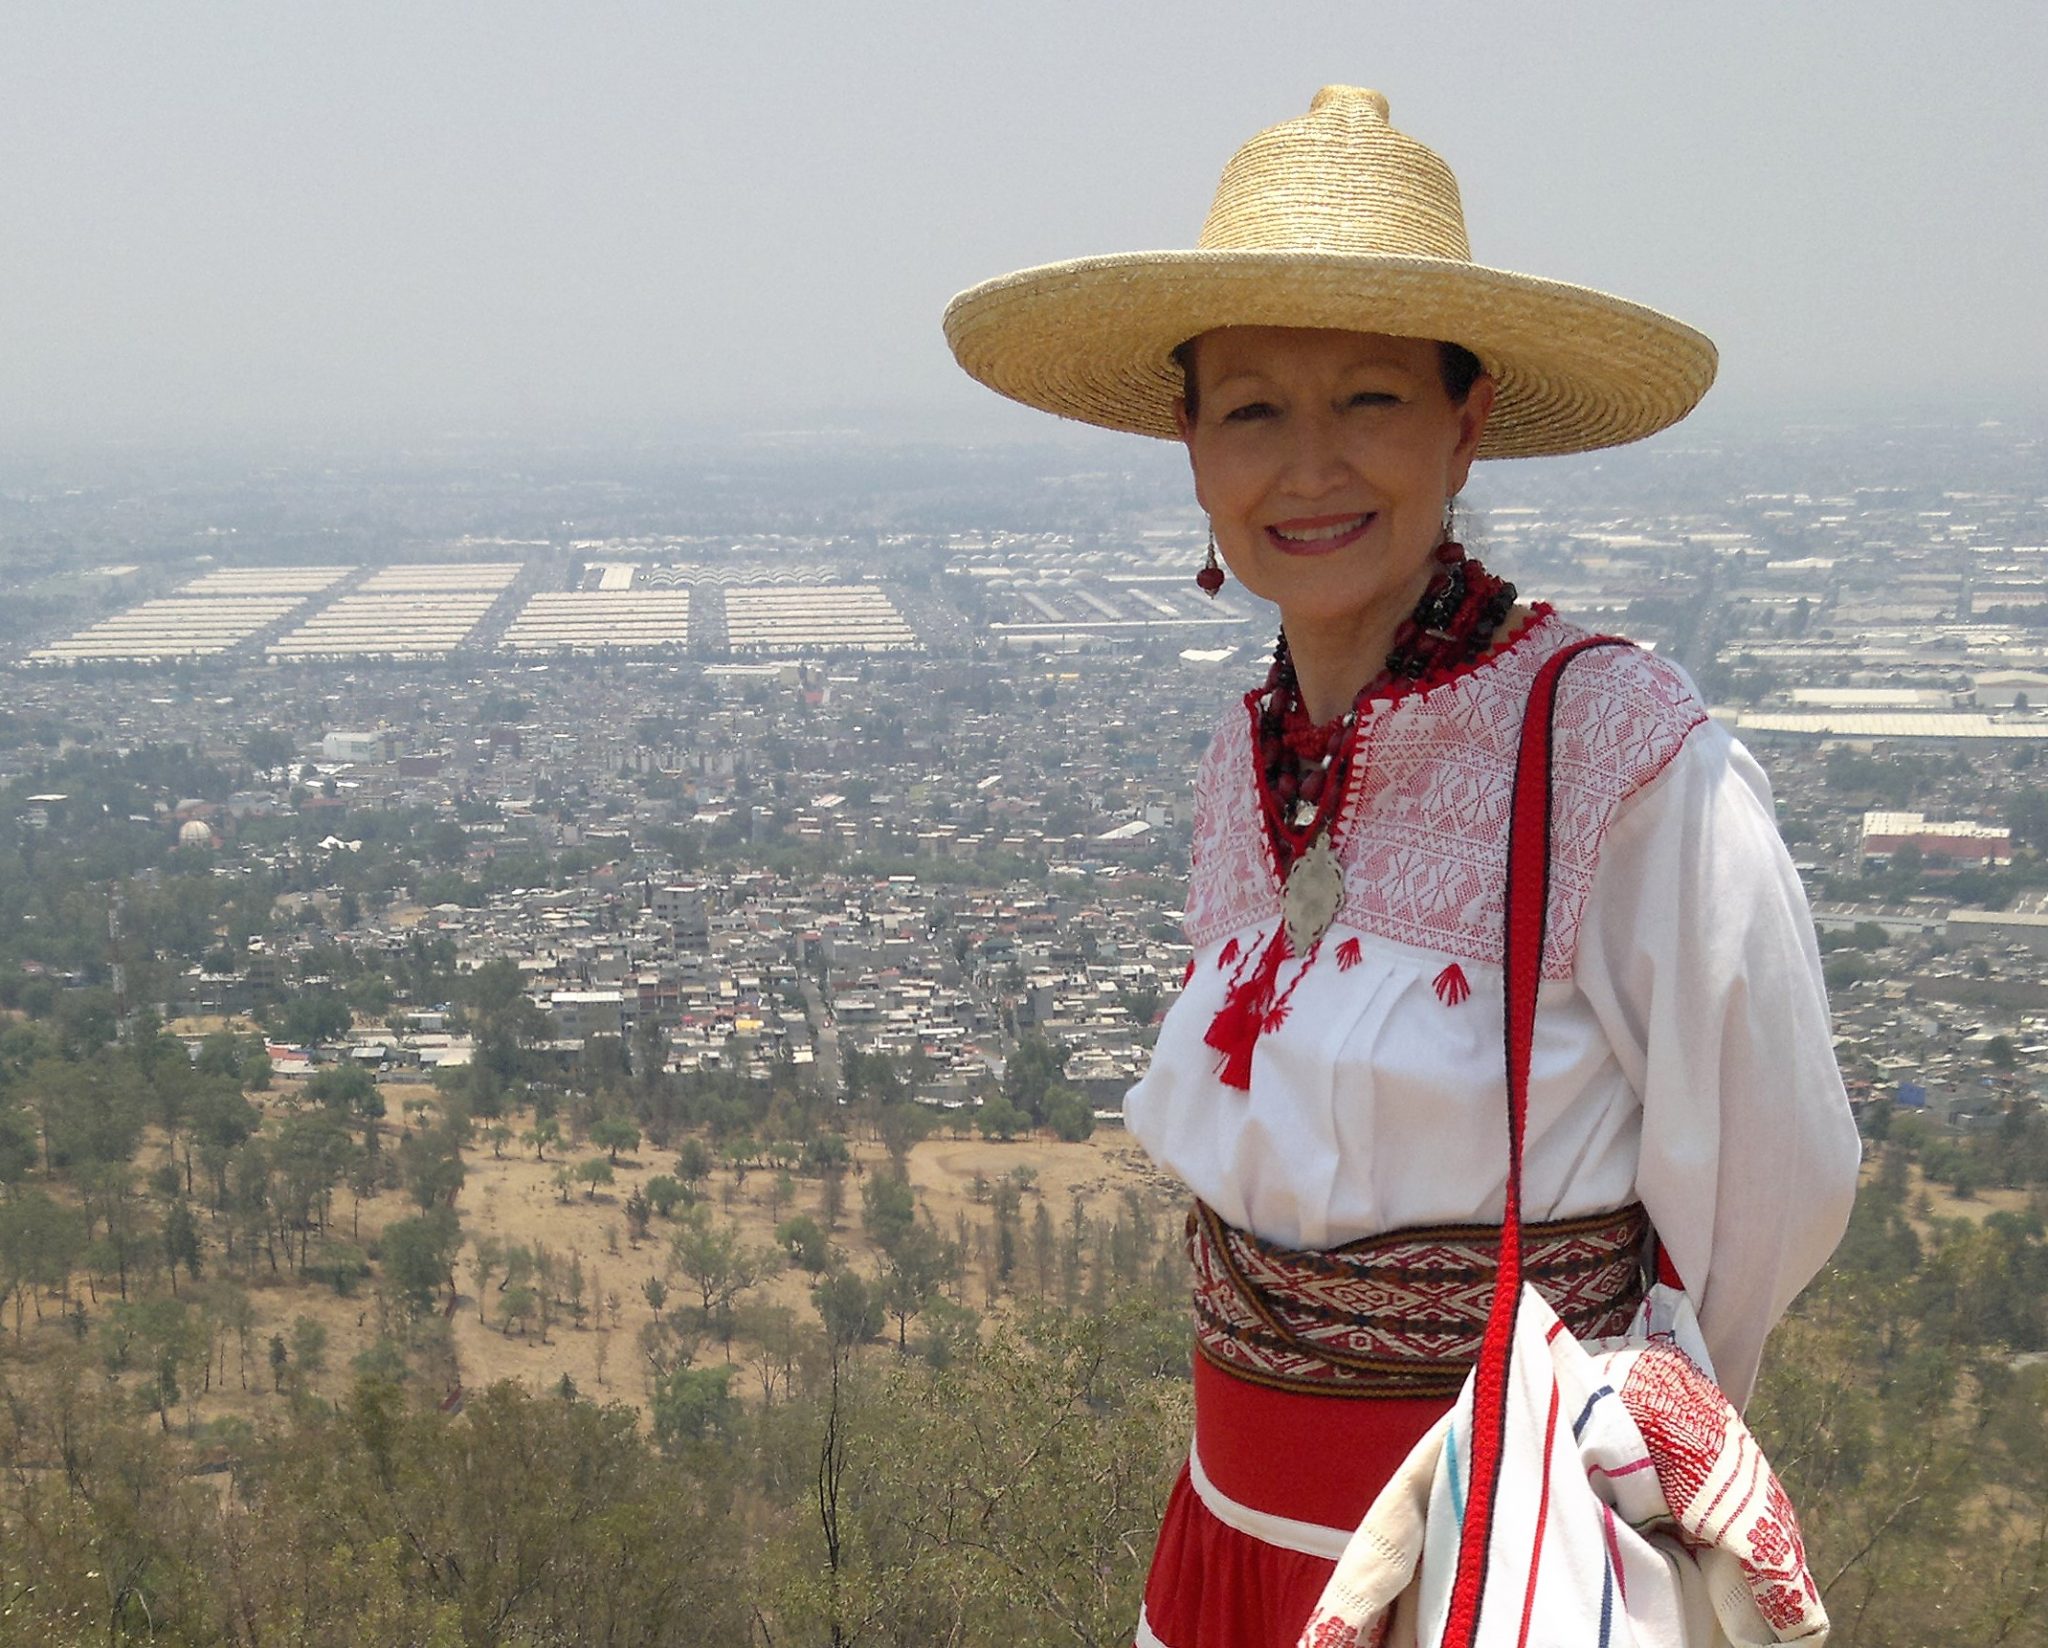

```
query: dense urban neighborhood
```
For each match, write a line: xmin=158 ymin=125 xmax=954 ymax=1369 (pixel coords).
xmin=4 ymin=416 xmax=2048 ymax=1644
xmin=9 ymin=419 xmax=2048 ymax=1135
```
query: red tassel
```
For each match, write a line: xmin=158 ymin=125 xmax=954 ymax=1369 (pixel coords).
xmin=1204 ymin=928 xmax=1290 ymax=1090
xmin=1336 ymin=937 xmax=1362 ymax=971
xmin=1262 ymin=1003 xmax=1291 ymax=1034
xmin=1219 ymin=936 xmax=1241 ymax=966
xmin=1433 ymin=962 xmax=1471 ymax=1006
xmin=1180 ymin=957 xmax=1196 ymax=987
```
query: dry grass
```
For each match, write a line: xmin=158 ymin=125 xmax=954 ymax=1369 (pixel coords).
xmin=0 ymin=1088 xmax=1172 ymax=1434
xmin=162 ymin=1014 xmax=263 ymax=1038
xmin=447 ymin=1116 xmax=1172 ymax=1414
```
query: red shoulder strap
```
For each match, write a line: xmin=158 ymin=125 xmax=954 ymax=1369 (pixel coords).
xmin=1441 ymin=634 xmax=1631 ymax=1648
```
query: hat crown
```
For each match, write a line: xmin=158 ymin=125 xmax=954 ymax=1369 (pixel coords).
xmin=1198 ymin=86 xmax=1471 ymax=262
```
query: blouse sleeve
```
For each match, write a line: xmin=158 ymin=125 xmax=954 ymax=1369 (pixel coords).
xmin=1574 ymin=720 xmax=1861 ymax=1409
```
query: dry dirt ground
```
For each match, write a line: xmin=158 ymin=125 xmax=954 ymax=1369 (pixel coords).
xmin=25 ymin=1089 xmax=2014 ymax=1435
xmin=163 ymin=1015 xmax=262 ymax=1038
xmin=445 ymin=1111 xmax=1180 ymax=1413
xmin=1901 ymin=1160 xmax=2037 ymax=1225
xmin=238 ymin=1127 xmax=2027 ymax=1424
xmin=36 ymin=1085 xmax=1177 ymax=1432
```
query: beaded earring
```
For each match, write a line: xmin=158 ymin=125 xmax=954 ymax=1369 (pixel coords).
xmin=1195 ymin=527 xmax=1225 ymax=597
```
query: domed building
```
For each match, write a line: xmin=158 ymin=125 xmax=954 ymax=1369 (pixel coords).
xmin=177 ymin=818 xmax=218 ymax=850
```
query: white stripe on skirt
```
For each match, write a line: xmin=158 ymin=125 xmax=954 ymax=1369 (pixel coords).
xmin=1186 ymin=1442 xmax=1353 ymax=1561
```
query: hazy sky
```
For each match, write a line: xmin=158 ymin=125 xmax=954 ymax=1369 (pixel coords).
xmin=3 ymin=1 xmax=2044 ymax=447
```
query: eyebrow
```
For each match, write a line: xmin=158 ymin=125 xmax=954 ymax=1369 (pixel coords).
xmin=1205 ymin=359 xmax=1423 ymax=392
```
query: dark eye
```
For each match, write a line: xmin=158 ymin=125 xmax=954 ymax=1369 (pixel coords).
xmin=1349 ymin=391 xmax=1399 ymax=408
xmin=1220 ymin=400 xmax=1277 ymax=423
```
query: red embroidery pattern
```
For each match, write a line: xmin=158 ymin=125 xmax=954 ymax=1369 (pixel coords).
xmin=1298 ymin=1609 xmax=1368 ymax=1648
xmin=1204 ymin=926 xmax=1291 ymax=1089
xmin=1335 ymin=936 xmax=1362 ymax=971
xmin=1181 ymin=957 xmax=1196 ymax=987
xmin=1183 ymin=612 xmax=1706 ymax=978
xmin=1621 ymin=1341 xmax=1825 ymax=1633
xmin=1187 ymin=1201 xmax=1649 ymax=1399
xmin=1433 ymin=962 xmax=1470 ymax=1005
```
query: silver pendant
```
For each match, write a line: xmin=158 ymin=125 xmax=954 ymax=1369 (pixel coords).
xmin=1283 ymin=836 xmax=1345 ymax=954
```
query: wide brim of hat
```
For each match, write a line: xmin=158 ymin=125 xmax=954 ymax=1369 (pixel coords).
xmin=943 ymin=250 xmax=1717 ymax=459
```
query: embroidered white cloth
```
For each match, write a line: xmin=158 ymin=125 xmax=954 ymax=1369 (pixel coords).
xmin=1293 ymin=1283 xmax=1829 ymax=1647
xmin=1125 ymin=612 xmax=1861 ymax=1406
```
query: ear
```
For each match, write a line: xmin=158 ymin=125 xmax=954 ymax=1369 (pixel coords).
xmin=1445 ymin=376 xmax=1497 ymax=494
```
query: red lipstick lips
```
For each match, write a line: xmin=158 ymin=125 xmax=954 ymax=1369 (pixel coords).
xmin=1264 ymin=512 xmax=1376 ymax=555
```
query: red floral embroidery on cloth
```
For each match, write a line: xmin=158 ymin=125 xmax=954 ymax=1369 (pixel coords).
xmin=1432 ymin=963 xmax=1470 ymax=1005
xmin=1621 ymin=1338 xmax=1826 ymax=1632
xmin=1184 ymin=612 xmax=1707 ymax=978
xmin=1299 ymin=1611 xmax=1380 ymax=1648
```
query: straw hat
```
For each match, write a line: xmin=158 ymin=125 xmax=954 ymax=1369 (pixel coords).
xmin=943 ymin=86 xmax=1716 ymax=459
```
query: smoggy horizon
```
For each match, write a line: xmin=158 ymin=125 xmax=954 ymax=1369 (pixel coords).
xmin=4 ymin=2 xmax=2044 ymax=450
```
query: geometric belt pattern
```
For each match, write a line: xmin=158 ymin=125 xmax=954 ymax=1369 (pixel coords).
xmin=1189 ymin=1200 xmax=1651 ymax=1400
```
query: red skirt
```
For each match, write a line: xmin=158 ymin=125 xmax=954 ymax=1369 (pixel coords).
xmin=1138 ymin=1356 xmax=1450 ymax=1648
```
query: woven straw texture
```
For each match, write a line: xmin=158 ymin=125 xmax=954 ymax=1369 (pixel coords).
xmin=943 ymin=86 xmax=1716 ymax=459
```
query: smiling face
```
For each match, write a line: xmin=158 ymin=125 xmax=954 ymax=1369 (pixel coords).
xmin=1176 ymin=326 xmax=1494 ymax=673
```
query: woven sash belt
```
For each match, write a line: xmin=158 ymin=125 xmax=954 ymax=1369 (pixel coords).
xmin=1188 ymin=1199 xmax=1651 ymax=1400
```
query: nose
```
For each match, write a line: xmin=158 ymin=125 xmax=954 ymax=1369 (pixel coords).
xmin=1280 ymin=408 xmax=1353 ymax=500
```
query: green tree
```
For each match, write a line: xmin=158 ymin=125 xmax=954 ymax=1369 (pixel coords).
xmin=860 ymin=1171 xmax=918 ymax=1253
xmin=468 ymin=1235 xmax=502 ymax=1320
xmin=776 ymin=1213 xmax=833 ymax=1274
xmin=668 ymin=1208 xmax=772 ymax=1354
xmin=381 ymin=1208 xmax=460 ymax=1316
xmin=397 ymin=1129 xmax=464 ymax=1211
xmin=812 ymin=1267 xmax=883 ymax=1352
xmin=305 ymin=1064 xmax=378 ymax=1115
xmin=649 ymin=1364 xmax=737 ymax=1452
xmin=1044 ymin=1085 xmax=1096 ymax=1142
xmin=289 ymin=1314 xmax=329 ymax=1391
xmin=277 ymin=993 xmax=352 ymax=1046
xmin=0 ymin=1191 xmax=85 ymax=1332
xmin=976 ymin=1093 xmax=1026 ymax=1141
xmin=1002 ymin=1034 xmax=1068 ymax=1123
xmin=160 ymin=1198 xmax=204 ymax=1294
xmin=590 ymin=1116 xmax=641 ymax=1163
xmin=674 ymin=1137 xmax=712 ymax=1201
xmin=880 ymin=1220 xmax=962 ymax=1352
xmin=243 ymin=725 xmax=298 ymax=779
xmin=574 ymin=1156 xmax=616 ymax=1199
xmin=125 ymin=1295 xmax=205 ymax=1429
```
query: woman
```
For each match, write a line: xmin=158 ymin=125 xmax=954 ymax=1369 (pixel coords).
xmin=945 ymin=87 xmax=1860 ymax=1648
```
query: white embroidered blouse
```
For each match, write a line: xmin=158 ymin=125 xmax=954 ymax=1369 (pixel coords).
xmin=1124 ymin=608 xmax=1861 ymax=1406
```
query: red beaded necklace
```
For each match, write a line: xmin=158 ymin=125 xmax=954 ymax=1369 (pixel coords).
xmin=1254 ymin=542 xmax=1517 ymax=876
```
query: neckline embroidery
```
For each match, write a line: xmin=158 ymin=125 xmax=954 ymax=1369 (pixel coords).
xmin=1185 ymin=611 xmax=1707 ymax=991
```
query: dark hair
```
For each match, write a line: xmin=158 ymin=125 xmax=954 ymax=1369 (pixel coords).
xmin=1172 ymin=336 xmax=1484 ymax=421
